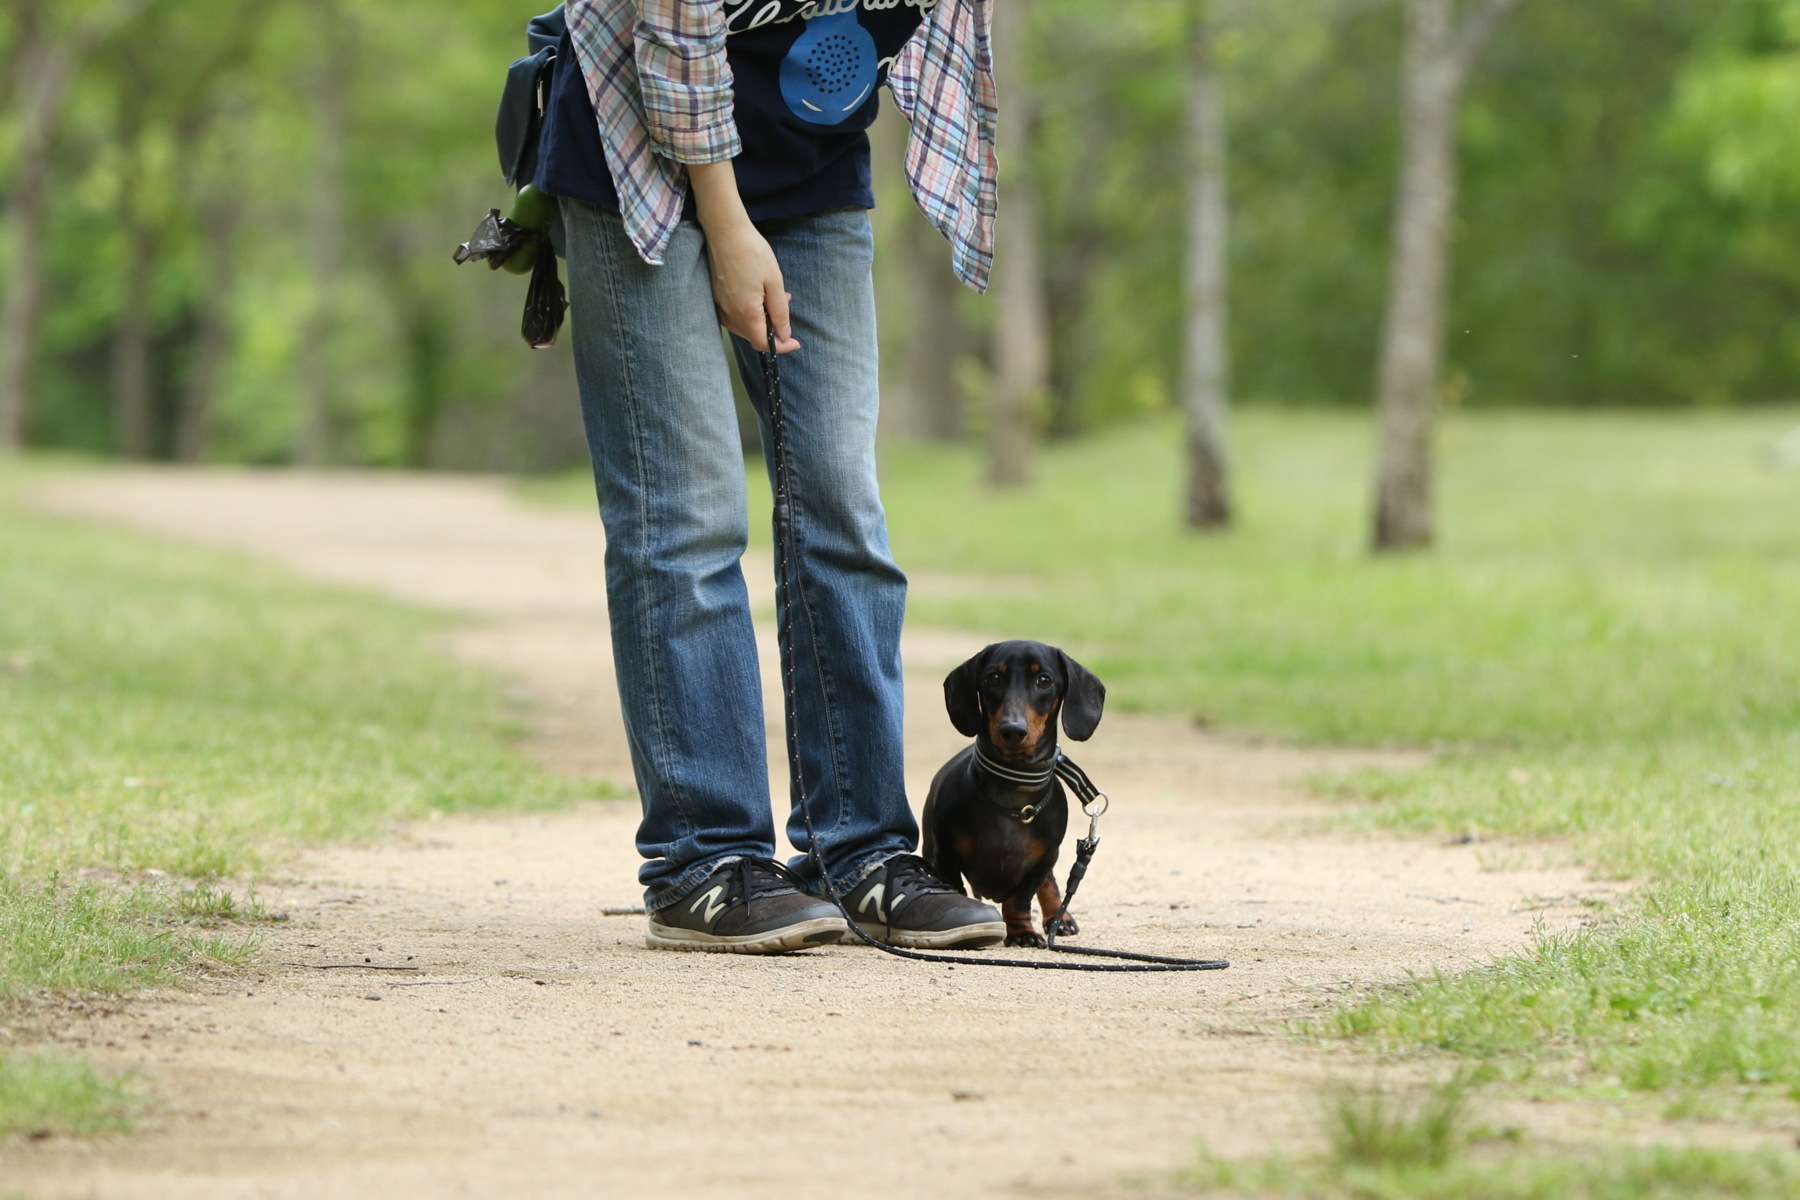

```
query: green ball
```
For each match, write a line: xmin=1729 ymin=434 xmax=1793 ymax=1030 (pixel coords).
xmin=508 ymin=184 xmax=556 ymax=230
xmin=500 ymin=240 xmax=540 ymax=276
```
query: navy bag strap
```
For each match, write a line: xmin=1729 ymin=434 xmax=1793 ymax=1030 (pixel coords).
xmin=496 ymin=8 xmax=568 ymax=187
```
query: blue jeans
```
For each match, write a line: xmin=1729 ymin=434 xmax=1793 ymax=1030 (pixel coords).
xmin=562 ymin=200 xmax=917 ymax=910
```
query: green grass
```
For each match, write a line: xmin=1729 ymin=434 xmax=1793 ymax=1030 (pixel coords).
xmin=1325 ymin=1075 xmax=1473 ymax=1169
xmin=0 ymin=462 xmax=585 ymax=1000
xmin=1189 ymin=1073 xmax=1799 ymax=1198
xmin=0 ymin=1050 xmax=138 ymax=1139
xmin=1195 ymin=1142 xmax=1800 ymax=1199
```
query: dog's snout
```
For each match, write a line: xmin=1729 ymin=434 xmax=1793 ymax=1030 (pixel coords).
xmin=997 ymin=720 xmax=1029 ymax=745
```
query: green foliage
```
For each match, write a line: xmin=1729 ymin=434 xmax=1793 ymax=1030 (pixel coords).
xmin=0 ymin=463 xmax=585 ymax=999
xmin=0 ymin=1051 xmax=138 ymax=1140
xmin=8 ymin=0 xmax=551 ymax=464
xmin=1665 ymin=1 xmax=1800 ymax=209
xmin=1014 ymin=0 xmax=1800 ymax=421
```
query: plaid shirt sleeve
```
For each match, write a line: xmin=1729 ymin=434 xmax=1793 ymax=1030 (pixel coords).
xmin=631 ymin=0 xmax=742 ymax=163
xmin=888 ymin=0 xmax=997 ymax=293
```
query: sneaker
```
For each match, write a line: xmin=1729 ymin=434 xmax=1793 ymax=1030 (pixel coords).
xmin=646 ymin=858 xmax=847 ymax=953
xmin=839 ymin=854 xmax=1005 ymax=950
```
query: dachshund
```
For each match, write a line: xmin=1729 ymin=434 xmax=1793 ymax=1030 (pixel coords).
xmin=920 ymin=641 xmax=1106 ymax=948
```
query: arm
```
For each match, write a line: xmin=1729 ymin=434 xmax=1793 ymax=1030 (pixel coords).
xmin=633 ymin=0 xmax=795 ymax=352
xmin=689 ymin=162 xmax=798 ymax=354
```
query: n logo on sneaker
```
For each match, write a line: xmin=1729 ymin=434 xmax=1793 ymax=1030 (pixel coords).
xmin=858 ymin=885 xmax=905 ymax=922
xmin=690 ymin=885 xmax=727 ymax=924
xmin=858 ymin=883 xmax=886 ymax=921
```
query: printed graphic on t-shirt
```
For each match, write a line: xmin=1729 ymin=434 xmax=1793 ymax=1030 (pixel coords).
xmin=781 ymin=7 xmax=876 ymax=123
xmin=724 ymin=0 xmax=938 ymax=37
xmin=725 ymin=0 xmax=936 ymax=126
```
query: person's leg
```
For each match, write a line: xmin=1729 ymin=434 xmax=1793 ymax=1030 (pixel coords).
xmin=561 ymin=200 xmax=776 ymax=911
xmin=728 ymin=207 xmax=916 ymax=892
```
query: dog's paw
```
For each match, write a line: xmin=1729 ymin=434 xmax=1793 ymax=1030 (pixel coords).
xmin=1046 ymin=913 xmax=1079 ymax=937
xmin=1004 ymin=929 xmax=1047 ymax=949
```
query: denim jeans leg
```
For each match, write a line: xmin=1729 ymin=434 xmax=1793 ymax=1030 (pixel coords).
xmin=729 ymin=208 xmax=918 ymax=893
xmin=561 ymin=200 xmax=776 ymax=911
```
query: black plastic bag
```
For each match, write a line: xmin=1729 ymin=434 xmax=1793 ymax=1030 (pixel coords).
xmin=521 ymin=238 xmax=568 ymax=349
xmin=454 ymin=207 xmax=566 ymax=349
xmin=453 ymin=209 xmax=538 ymax=270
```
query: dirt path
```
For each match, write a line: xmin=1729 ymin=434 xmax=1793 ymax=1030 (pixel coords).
xmin=7 ymin=468 xmax=1605 ymax=1199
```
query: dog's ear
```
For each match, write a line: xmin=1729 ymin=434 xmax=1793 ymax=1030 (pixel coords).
xmin=943 ymin=646 xmax=994 ymax=738
xmin=1056 ymin=649 xmax=1106 ymax=741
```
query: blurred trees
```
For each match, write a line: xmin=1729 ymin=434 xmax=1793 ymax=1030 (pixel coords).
xmin=963 ymin=0 xmax=1800 ymax=430
xmin=0 ymin=0 xmax=582 ymax=468
xmin=2 ymin=0 xmax=1799 ymax=470
xmin=0 ymin=0 xmax=154 ymax=452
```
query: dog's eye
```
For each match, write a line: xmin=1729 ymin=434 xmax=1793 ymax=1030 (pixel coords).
xmin=1035 ymin=675 xmax=1053 ymax=689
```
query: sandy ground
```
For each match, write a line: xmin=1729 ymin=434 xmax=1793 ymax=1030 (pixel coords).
xmin=4 ymin=468 xmax=1609 ymax=1199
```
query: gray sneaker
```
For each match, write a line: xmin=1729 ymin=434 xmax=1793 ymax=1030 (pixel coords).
xmin=647 ymin=858 xmax=847 ymax=953
xmin=839 ymin=855 xmax=1005 ymax=950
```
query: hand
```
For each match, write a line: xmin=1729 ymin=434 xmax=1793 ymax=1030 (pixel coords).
xmin=689 ymin=161 xmax=800 ymax=354
xmin=704 ymin=222 xmax=800 ymax=354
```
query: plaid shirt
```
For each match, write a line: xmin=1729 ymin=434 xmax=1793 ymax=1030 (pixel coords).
xmin=564 ymin=0 xmax=997 ymax=291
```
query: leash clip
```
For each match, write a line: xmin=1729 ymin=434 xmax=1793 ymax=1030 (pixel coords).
xmin=1082 ymin=791 xmax=1108 ymax=841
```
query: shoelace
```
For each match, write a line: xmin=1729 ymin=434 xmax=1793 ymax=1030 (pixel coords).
xmin=880 ymin=854 xmax=962 ymax=898
xmin=728 ymin=857 xmax=802 ymax=911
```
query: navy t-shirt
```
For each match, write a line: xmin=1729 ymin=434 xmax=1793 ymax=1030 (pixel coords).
xmin=537 ymin=1 xmax=925 ymax=221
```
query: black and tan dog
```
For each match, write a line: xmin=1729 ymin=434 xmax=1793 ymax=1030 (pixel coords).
xmin=921 ymin=641 xmax=1106 ymax=947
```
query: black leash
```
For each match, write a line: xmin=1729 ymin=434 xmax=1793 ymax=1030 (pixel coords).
xmin=759 ymin=319 xmax=1226 ymax=973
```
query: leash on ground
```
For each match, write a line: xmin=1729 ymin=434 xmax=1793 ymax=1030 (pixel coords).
xmin=760 ymin=319 xmax=1227 ymax=974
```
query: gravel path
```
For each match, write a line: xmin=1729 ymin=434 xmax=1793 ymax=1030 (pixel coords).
xmin=6 ymin=468 xmax=1604 ymax=1199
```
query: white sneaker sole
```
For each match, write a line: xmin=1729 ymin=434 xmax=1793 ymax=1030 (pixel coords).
xmin=644 ymin=916 xmax=847 ymax=954
xmin=844 ymin=918 xmax=1007 ymax=951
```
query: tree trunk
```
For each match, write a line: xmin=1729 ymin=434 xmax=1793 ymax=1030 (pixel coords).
xmin=903 ymin=207 xmax=969 ymax=440
xmin=111 ymin=102 xmax=158 ymax=459
xmin=0 ymin=8 xmax=66 ymax=453
xmin=294 ymin=0 xmax=351 ymax=467
xmin=379 ymin=226 xmax=452 ymax=470
xmin=111 ymin=222 xmax=158 ymax=458
xmin=880 ymin=93 xmax=970 ymax=442
xmin=1044 ymin=96 xmax=1107 ymax=440
xmin=1372 ymin=0 xmax=1522 ymax=551
xmin=0 ymin=0 xmax=156 ymax=453
xmin=871 ymin=94 xmax=968 ymax=442
xmin=1182 ymin=0 xmax=1232 ymax=529
xmin=178 ymin=194 xmax=238 ymax=462
xmin=987 ymin=0 xmax=1046 ymax=487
